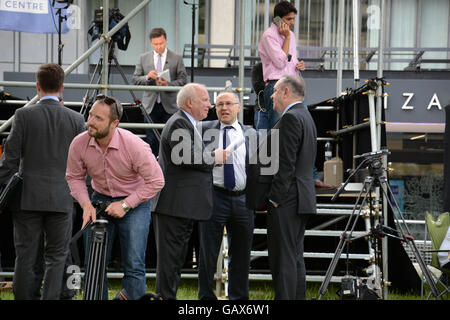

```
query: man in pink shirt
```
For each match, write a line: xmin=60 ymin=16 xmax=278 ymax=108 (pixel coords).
xmin=66 ymin=95 xmax=164 ymax=300
xmin=257 ymin=1 xmax=305 ymax=130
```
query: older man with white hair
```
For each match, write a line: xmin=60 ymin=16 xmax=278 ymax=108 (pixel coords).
xmin=153 ymin=83 xmax=229 ymax=300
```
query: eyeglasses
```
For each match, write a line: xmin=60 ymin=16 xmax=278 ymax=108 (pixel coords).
xmin=95 ymin=94 xmax=121 ymax=120
xmin=215 ymin=101 xmax=239 ymax=109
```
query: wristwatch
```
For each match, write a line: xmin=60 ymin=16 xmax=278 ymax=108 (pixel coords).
xmin=120 ymin=200 xmax=131 ymax=213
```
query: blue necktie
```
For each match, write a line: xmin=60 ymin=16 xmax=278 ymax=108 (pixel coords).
xmin=223 ymin=126 xmax=235 ymax=191
xmin=156 ymin=54 xmax=162 ymax=103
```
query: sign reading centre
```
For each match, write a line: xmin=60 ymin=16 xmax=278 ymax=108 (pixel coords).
xmin=0 ymin=0 xmax=48 ymax=14
xmin=0 ymin=0 xmax=72 ymax=33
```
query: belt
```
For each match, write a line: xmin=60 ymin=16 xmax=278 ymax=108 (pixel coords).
xmin=265 ymin=79 xmax=278 ymax=86
xmin=213 ymin=185 xmax=246 ymax=197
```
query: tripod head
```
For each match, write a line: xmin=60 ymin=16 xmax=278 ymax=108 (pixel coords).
xmin=354 ymin=149 xmax=390 ymax=179
xmin=92 ymin=200 xmax=110 ymax=221
xmin=332 ymin=149 xmax=390 ymax=201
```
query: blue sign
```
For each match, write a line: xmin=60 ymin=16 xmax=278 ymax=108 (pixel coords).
xmin=0 ymin=0 xmax=71 ymax=34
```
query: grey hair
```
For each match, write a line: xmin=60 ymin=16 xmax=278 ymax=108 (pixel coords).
xmin=177 ymin=83 xmax=207 ymax=109
xmin=277 ymin=75 xmax=306 ymax=99
xmin=216 ymin=91 xmax=239 ymax=103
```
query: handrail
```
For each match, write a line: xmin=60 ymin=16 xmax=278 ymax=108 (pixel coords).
xmin=0 ymin=81 xmax=250 ymax=93
xmin=182 ymin=44 xmax=450 ymax=70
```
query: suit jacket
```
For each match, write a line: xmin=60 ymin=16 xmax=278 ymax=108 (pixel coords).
xmin=247 ymin=103 xmax=317 ymax=215
xmin=246 ymin=127 xmax=276 ymax=210
xmin=0 ymin=99 xmax=86 ymax=213
xmin=132 ymin=49 xmax=187 ymax=115
xmin=154 ymin=110 xmax=215 ymax=220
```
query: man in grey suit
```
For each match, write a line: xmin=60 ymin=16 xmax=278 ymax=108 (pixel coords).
xmin=132 ymin=27 xmax=187 ymax=156
xmin=153 ymin=83 xmax=228 ymax=299
xmin=0 ymin=63 xmax=85 ymax=299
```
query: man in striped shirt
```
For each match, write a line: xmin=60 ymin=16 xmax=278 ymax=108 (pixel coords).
xmin=66 ymin=95 xmax=164 ymax=300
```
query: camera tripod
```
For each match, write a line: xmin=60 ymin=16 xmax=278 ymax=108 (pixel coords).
xmin=79 ymin=41 xmax=161 ymax=142
xmin=82 ymin=201 xmax=110 ymax=300
xmin=317 ymin=149 xmax=442 ymax=300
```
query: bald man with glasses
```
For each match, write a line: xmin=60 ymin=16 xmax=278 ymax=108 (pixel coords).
xmin=197 ymin=91 xmax=256 ymax=300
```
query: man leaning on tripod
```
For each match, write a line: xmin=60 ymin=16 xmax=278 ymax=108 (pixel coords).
xmin=65 ymin=95 xmax=165 ymax=300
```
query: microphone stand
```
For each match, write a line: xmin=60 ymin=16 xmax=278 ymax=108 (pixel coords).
xmin=184 ymin=0 xmax=198 ymax=82
xmin=52 ymin=1 xmax=69 ymax=66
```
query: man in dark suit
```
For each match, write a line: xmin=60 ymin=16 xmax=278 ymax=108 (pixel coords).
xmin=132 ymin=27 xmax=187 ymax=156
xmin=197 ymin=91 xmax=256 ymax=300
xmin=153 ymin=83 xmax=228 ymax=300
xmin=247 ymin=75 xmax=316 ymax=300
xmin=0 ymin=63 xmax=85 ymax=300
xmin=268 ymin=74 xmax=316 ymax=300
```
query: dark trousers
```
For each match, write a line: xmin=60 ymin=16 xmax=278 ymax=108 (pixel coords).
xmin=153 ymin=212 xmax=194 ymax=300
xmin=145 ymin=102 xmax=172 ymax=157
xmin=12 ymin=210 xmax=72 ymax=300
xmin=0 ymin=253 xmax=2 ymax=282
xmin=198 ymin=189 xmax=254 ymax=300
xmin=32 ymin=205 xmax=77 ymax=300
xmin=267 ymin=197 xmax=309 ymax=300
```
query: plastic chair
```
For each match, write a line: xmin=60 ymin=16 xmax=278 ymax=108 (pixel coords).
xmin=424 ymin=212 xmax=450 ymax=299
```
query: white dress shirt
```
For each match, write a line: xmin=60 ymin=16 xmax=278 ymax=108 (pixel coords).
xmin=213 ymin=120 xmax=247 ymax=191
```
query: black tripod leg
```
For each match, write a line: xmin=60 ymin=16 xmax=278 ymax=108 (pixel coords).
xmin=318 ymin=236 xmax=348 ymax=299
xmin=380 ymin=182 xmax=441 ymax=299
xmin=83 ymin=222 xmax=109 ymax=300
xmin=318 ymin=180 xmax=374 ymax=299
xmin=80 ymin=55 xmax=104 ymax=118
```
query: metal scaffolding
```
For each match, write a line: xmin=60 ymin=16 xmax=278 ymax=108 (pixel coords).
xmin=0 ymin=0 xmax=249 ymax=133
xmin=0 ymin=0 xmax=398 ymax=300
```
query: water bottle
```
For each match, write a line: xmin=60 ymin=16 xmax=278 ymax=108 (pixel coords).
xmin=324 ymin=141 xmax=332 ymax=161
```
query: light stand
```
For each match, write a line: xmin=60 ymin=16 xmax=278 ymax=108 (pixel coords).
xmin=184 ymin=1 xmax=198 ymax=82
xmin=79 ymin=40 xmax=161 ymax=142
xmin=317 ymin=149 xmax=442 ymax=300
xmin=52 ymin=1 xmax=71 ymax=66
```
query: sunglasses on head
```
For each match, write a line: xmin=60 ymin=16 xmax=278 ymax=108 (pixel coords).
xmin=95 ymin=94 xmax=121 ymax=120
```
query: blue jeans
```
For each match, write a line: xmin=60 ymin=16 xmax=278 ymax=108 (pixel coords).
xmin=84 ymin=191 xmax=151 ymax=300
xmin=254 ymin=81 xmax=281 ymax=131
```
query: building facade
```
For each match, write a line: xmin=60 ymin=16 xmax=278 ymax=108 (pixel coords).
xmin=0 ymin=0 xmax=448 ymax=225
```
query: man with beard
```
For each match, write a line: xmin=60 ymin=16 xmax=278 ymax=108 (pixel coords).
xmin=66 ymin=95 xmax=165 ymax=300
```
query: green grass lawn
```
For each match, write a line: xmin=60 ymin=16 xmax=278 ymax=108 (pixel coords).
xmin=0 ymin=278 xmax=430 ymax=300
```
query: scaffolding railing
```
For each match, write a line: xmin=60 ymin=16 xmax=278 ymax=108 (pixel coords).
xmin=181 ymin=43 xmax=450 ymax=70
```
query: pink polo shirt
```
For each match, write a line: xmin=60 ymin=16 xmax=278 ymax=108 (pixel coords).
xmin=66 ymin=128 xmax=164 ymax=208
xmin=258 ymin=23 xmax=299 ymax=82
